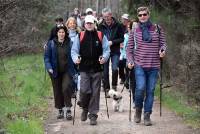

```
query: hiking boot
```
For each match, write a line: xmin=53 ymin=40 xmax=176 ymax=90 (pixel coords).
xmin=66 ymin=110 xmax=72 ymax=120
xmin=88 ymin=114 xmax=98 ymax=125
xmin=144 ymin=112 xmax=152 ymax=126
xmin=134 ymin=108 xmax=142 ymax=123
xmin=81 ymin=110 xmax=88 ymax=121
xmin=57 ymin=109 xmax=64 ymax=119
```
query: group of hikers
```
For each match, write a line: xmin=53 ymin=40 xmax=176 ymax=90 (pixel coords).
xmin=44 ymin=6 xmax=167 ymax=126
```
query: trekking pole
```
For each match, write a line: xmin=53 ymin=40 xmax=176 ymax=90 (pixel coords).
xmin=156 ymin=24 xmax=163 ymax=117
xmin=99 ymin=56 xmax=109 ymax=119
xmin=160 ymin=58 xmax=163 ymax=117
xmin=73 ymin=89 xmax=77 ymax=125
xmin=104 ymin=87 xmax=109 ymax=119
xmin=73 ymin=56 xmax=81 ymax=124
xmin=77 ymin=56 xmax=81 ymax=70
xmin=43 ymin=66 xmax=47 ymax=92
xmin=120 ymin=73 xmax=130 ymax=93
xmin=128 ymin=70 xmax=132 ymax=122
xmin=120 ymin=68 xmax=133 ymax=93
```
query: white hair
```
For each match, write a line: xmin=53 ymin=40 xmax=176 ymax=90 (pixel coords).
xmin=102 ymin=8 xmax=112 ymax=14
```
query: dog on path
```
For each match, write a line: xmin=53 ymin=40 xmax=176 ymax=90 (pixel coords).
xmin=108 ymin=89 xmax=124 ymax=112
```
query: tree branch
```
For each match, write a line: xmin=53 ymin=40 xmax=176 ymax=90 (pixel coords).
xmin=0 ymin=1 xmax=18 ymax=16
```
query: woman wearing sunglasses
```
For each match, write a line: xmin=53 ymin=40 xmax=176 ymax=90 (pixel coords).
xmin=126 ymin=6 xmax=167 ymax=126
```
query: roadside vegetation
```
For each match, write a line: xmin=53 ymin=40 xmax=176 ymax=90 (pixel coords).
xmin=0 ymin=54 xmax=51 ymax=134
xmin=155 ymin=84 xmax=200 ymax=128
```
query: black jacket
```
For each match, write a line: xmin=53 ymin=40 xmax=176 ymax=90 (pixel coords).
xmin=79 ymin=30 xmax=103 ymax=72
xmin=98 ymin=17 xmax=124 ymax=54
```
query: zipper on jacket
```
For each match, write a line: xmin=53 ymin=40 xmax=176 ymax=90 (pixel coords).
xmin=90 ymin=32 xmax=93 ymax=58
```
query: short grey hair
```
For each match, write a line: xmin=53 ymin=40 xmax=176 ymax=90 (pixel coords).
xmin=137 ymin=6 xmax=150 ymax=14
xmin=102 ymin=8 xmax=112 ymax=14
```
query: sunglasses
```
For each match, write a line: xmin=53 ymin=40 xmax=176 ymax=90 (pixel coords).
xmin=57 ymin=24 xmax=64 ymax=27
xmin=138 ymin=13 xmax=148 ymax=17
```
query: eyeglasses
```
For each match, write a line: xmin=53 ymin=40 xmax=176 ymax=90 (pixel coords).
xmin=138 ymin=13 xmax=148 ymax=17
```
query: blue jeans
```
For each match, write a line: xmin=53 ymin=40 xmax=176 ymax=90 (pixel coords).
xmin=103 ymin=53 xmax=119 ymax=89
xmin=134 ymin=65 xmax=159 ymax=113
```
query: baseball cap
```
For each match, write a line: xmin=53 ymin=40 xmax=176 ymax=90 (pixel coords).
xmin=121 ymin=13 xmax=129 ymax=20
xmin=86 ymin=8 xmax=93 ymax=14
xmin=85 ymin=15 xmax=94 ymax=23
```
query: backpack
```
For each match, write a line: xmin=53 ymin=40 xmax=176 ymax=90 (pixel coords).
xmin=79 ymin=31 xmax=103 ymax=44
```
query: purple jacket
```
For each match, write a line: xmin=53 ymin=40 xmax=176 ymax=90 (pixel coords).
xmin=126 ymin=24 xmax=167 ymax=68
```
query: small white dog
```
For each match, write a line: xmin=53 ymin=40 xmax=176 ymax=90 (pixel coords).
xmin=108 ymin=89 xmax=124 ymax=112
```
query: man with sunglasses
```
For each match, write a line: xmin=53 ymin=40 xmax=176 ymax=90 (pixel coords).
xmin=126 ymin=6 xmax=167 ymax=126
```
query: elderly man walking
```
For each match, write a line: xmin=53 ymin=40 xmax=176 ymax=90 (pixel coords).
xmin=98 ymin=8 xmax=124 ymax=96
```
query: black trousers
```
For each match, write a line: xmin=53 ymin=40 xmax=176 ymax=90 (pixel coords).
xmin=119 ymin=59 xmax=126 ymax=81
xmin=50 ymin=72 xmax=73 ymax=109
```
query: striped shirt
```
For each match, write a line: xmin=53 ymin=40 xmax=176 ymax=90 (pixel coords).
xmin=126 ymin=24 xmax=167 ymax=68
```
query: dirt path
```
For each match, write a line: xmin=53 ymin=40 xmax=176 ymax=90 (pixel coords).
xmin=45 ymin=85 xmax=198 ymax=134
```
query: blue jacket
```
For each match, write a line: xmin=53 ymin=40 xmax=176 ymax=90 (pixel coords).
xmin=44 ymin=39 xmax=77 ymax=78
xmin=120 ymin=33 xmax=129 ymax=60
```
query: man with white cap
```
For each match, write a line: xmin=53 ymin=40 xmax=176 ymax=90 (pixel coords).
xmin=121 ymin=13 xmax=130 ymax=33
xmin=85 ymin=8 xmax=98 ymax=28
xmin=118 ymin=13 xmax=130 ymax=85
xmin=85 ymin=8 xmax=93 ymax=15
xmin=71 ymin=15 xmax=110 ymax=125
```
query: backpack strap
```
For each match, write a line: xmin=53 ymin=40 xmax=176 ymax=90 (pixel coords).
xmin=155 ymin=24 xmax=161 ymax=35
xmin=97 ymin=31 xmax=103 ymax=43
xmin=80 ymin=31 xmax=103 ymax=44
xmin=80 ymin=31 xmax=85 ymax=43
xmin=133 ymin=27 xmax=137 ymax=50
xmin=132 ymin=23 xmax=139 ymax=50
xmin=155 ymin=24 xmax=161 ymax=47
